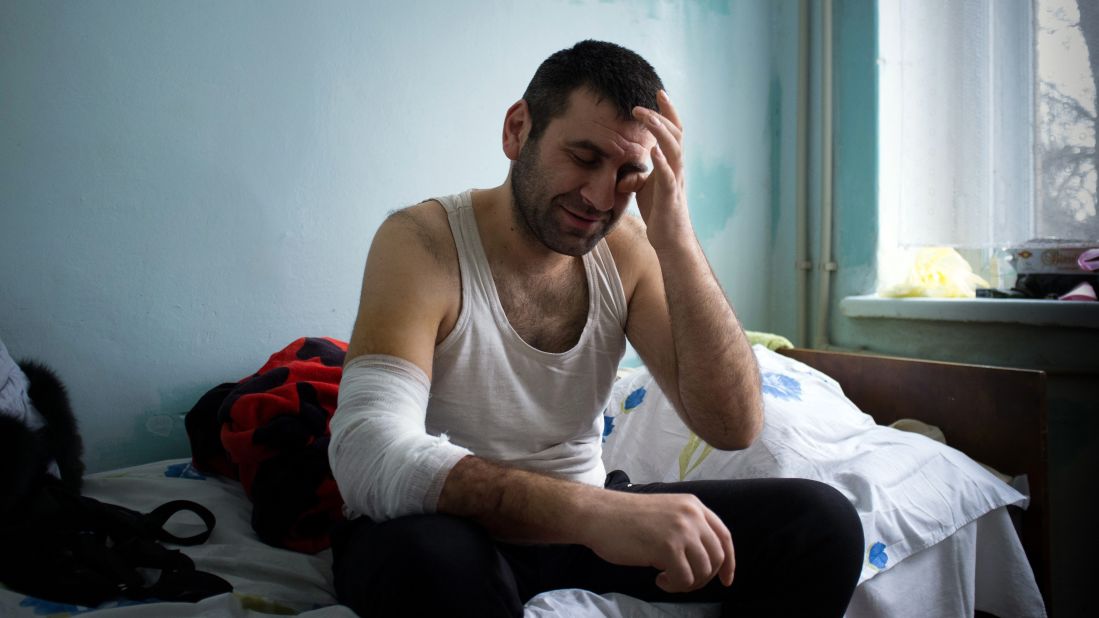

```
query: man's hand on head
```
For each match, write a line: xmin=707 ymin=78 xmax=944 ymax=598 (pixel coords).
xmin=625 ymin=90 xmax=695 ymax=253
xmin=613 ymin=91 xmax=762 ymax=453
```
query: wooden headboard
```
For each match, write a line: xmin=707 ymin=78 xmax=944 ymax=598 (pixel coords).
xmin=778 ymin=348 xmax=1051 ymax=614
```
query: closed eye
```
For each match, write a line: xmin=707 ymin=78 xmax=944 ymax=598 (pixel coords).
xmin=570 ymin=152 xmax=599 ymax=168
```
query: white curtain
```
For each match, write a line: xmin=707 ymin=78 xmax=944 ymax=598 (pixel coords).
xmin=878 ymin=0 xmax=1034 ymax=248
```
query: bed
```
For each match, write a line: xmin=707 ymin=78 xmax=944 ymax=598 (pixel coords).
xmin=0 ymin=345 xmax=1050 ymax=617
xmin=778 ymin=346 xmax=1051 ymax=617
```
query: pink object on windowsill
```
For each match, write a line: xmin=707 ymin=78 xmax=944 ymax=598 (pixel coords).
xmin=1058 ymin=281 xmax=1097 ymax=301
xmin=1078 ymin=248 xmax=1099 ymax=272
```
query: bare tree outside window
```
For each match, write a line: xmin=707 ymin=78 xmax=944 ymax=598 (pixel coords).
xmin=1037 ymin=0 xmax=1099 ymax=240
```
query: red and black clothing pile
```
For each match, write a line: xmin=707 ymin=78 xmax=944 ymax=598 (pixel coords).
xmin=185 ymin=337 xmax=348 ymax=553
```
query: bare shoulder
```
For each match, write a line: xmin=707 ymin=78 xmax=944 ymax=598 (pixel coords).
xmin=380 ymin=200 xmax=458 ymax=275
xmin=606 ymin=213 xmax=657 ymax=296
xmin=347 ymin=199 xmax=460 ymax=369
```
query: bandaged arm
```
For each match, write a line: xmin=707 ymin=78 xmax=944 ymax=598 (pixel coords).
xmin=328 ymin=354 xmax=472 ymax=521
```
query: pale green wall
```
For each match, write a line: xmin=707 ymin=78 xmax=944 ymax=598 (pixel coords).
xmin=817 ymin=1 xmax=1098 ymax=613
xmin=0 ymin=0 xmax=792 ymax=470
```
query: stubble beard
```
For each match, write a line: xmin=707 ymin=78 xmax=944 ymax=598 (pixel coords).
xmin=510 ymin=140 xmax=616 ymax=257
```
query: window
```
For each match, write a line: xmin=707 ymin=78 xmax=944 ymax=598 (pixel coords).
xmin=1036 ymin=0 xmax=1099 ymax=237
xmin=877 ymin=0 xmax=1098 ymax=290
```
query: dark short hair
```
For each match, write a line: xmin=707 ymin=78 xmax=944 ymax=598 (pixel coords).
xmin=522 ymin=40 xmax=664 ymax=141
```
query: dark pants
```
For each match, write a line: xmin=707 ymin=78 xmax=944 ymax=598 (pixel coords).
xmin=331 ymin=475 xmax=864 ymax=617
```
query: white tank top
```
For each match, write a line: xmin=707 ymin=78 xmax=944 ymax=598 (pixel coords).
xmin=427 ymin=190 xmax=628 ymax=487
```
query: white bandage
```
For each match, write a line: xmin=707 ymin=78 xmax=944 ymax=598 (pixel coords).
xmin=328 ymin=354 xmax=472 ymax=521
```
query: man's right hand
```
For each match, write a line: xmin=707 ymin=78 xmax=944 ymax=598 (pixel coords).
xmin=580 ymin=490 xmax=735 ymax=592
xmin=438 ymin=456 xmax=735 ymax=593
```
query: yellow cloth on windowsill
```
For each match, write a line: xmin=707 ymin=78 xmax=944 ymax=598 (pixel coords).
xmin=745 ymin=331 xmax=794 ymax=351
xmin=879 ymin=247 xmax=990 ymax=299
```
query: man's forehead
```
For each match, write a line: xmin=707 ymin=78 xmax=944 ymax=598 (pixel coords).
xmin=553 ymin=90 xmax=655 ymax=157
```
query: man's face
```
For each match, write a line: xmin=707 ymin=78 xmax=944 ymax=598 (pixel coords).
xmin=510 ymin=89 xmax=655 ymax=256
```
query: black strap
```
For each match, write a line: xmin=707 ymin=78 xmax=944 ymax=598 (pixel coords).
xmin=0 ymin=482 xmax=232 ymax=607
xmin=74 ymin=531 xmax=145 ymax=594
xmin=143 ymin=500 xmax=218 ymax=545
xmin=142 ymin=565 xmax=233 ymax=603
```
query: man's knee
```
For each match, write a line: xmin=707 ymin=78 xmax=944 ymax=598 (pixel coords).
xmin=332 ymin=514 xmax=523 ymax=617
xmin=795 ymin=479 xmax=863 ymax=560
xmin=765 ymin=478 xmax=863 ymax=603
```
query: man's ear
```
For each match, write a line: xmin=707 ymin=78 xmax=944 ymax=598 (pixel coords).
xmin=502 ymin=99 xmax=531 ymax=161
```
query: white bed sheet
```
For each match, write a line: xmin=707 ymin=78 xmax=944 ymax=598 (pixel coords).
xmin=0 ymin=459 xmax=1045 ymax=617
xmin=529 ymin=505 xmax=1046 ymax=618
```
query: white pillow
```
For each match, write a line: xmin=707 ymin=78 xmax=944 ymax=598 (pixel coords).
xmin=601 ymin=345 xmax=1027 ymax=584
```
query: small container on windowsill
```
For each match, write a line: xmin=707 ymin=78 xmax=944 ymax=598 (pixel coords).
xmin=976 ymin=288 xmax=1028 ymax=299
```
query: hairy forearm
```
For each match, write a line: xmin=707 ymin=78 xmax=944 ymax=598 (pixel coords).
xmin=437 ymin=453 xmax=737 ymax=593
xmin=630 ymin=90 xmax=762 ymax=450
xmin=657 ymin=236 xmax=762 ymax=450
xmin=436 ymin=455 xmax=603 ymax=544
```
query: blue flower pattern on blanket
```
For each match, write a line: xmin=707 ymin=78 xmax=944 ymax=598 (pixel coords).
xmin=20 ymin=596 xmax=85 ymax=615
xmin=604 ymin=386 xmax=648 ymax=442
xmin=869 ymin=542 xmax=889 ymax=570
xmin=164 ymin=462 xmax=207 ymax=480
xmin=20 ymin=595 xmax=153 ymax=615
xmin=602 ymin=415 xmax=615 ymax=443
xmin=761 ymin=372 xmax=802 ymax=401
xmin=623 ymin=387 xmax=647 ymax=412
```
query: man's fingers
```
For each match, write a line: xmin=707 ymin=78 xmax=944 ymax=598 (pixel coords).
xmin=634 ymin=99 xmax=683 ymax=141
xmin=656 ymin=555 xmax=696 ymax=593
xmin=665 ymin=504 xmax=730 ymax=593
xmin=720 ymin=543 xmax=735 ymax=587
xmin=616 ymin=170 xmax=649 ymax=195
xmin=697 ymin=522 xmax=726 ymax=584
xmin=634 ymin=102 xmax=683 ymax=144
xmin=687 ymin=509 xmax=729 ymax=591
xmin=633 ymin=106 xmax=683 ymax=153
xmin=682 ymin=539 xmax=717 ymax=591
xmin=636 ymin=107 xmax=682 ymax=145
xmin=639 ymin=111 xmax=683 ymax=172
xmin=657 ymin=89 xmax=684 ymax=131
xmin=655 ymin=570 xmax=675 ymax=593
xmin=704 ymin=508 xmax=736 ymax=587
xmin=648 ymin=110 xmax=684 ymax=143
xmin=650 ymin=144 xmax=675 ymax=186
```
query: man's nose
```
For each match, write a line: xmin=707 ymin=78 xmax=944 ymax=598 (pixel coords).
xmin=579 ymin=170 xmax=617 ymax=212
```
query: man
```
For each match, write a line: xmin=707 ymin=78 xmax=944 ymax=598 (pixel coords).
xmin=328 ymin=40 xmax=863 ymax=617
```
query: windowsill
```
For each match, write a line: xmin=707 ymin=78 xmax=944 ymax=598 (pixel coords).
xmin=841 ymin=295 xmax=1099 ymax=329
